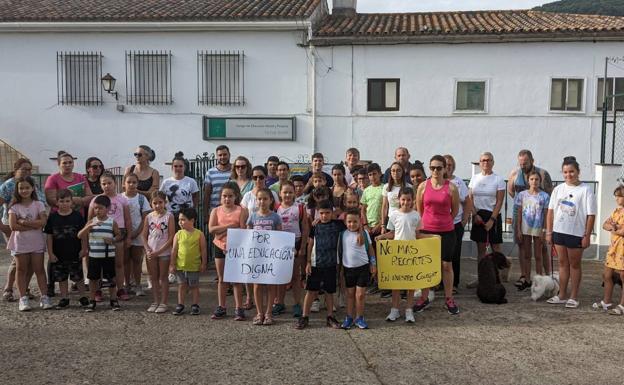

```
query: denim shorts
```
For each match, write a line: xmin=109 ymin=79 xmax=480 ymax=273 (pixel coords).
xmin=176 ymin=271 xmax=200 ymax=287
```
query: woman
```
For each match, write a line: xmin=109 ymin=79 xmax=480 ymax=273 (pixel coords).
xmin=240 ymin=166 xmax=279 ymax=214
xmin=230 ymin=156 xmax=254 ymax=196
xmin=0 ymin=158 xmax=46 ymax=301
xmin=85 ymin=157 xmax=104 ymax=196
xmin=124 ymin=145 xmax=160 ymax=198
xmin=159 ymin=152 xmax=199 ymax=230
xmin=381 ymin=162 xmax=411 ymax=233
xmin=444 ymin=154 xmax=471 ymax=292
xmin=415 ymin=155 xmax=460 ymax=315
xmin=467 ymin=152 xmax=505 ymax=288
xmin=546 ymin=156 xmax=596 ymax=308
xmin=44 ymin=151 xmax=92 ymax=212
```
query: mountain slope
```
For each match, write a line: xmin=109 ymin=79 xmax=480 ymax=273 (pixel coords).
xmin=534 ymin=0 xmax=624 ymax=16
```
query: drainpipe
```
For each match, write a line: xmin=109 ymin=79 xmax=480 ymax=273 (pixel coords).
xmin=310 ymin=44 xmax=317 ymax=153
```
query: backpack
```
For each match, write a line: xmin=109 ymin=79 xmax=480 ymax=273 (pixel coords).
xmin=337 ymin=230 xmax=370 ymax=266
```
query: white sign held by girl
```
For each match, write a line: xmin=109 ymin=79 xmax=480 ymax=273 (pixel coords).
xmin=224 ymin=229 xmax=296 ymax=284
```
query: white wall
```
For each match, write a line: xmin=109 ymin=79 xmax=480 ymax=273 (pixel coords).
xmin=0 ymin=30 xmax=313 ymax=174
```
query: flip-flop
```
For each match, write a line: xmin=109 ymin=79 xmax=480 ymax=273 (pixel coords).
xmin=547 ymin=295 xmax=567 ymax=304
xmin=565 ymin=299 xmax=579 ymax=308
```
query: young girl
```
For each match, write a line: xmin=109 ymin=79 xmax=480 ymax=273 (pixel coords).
xmin=170 ymin=208 xmax=207 ymax=316
xmin=123 ymin=174 xmax=151 ymax=297
xmin=246 ymin=188 xmax=282 ymax=325
xmin=594 ymin=186 xmax=624 ymax=314
xmin=88 ymin=172 xmax=131 ymax=301
xmin=8 ymin=176 xmax=50 ymax=311
xmin=208 ymin=182 xmax=249 ymax=321
xmin=331 ymin=164 xmax=350 ymax=218
xmin=274 ymin=181 xmax=309 ymax=318
xmin=142 ymin=191 xmax=175 ymax=313
xmin=514 ymin=171 xmax=550 ymax=291
xmin=340 ymin=190 xmax=369 ymax=232
xmin=306 ymin=186 xmax=331 ymax=226
xmin=376 ymin=187 xmax=422 ymax=323
xmin=381 ymin=162 xmax=411 ymax=234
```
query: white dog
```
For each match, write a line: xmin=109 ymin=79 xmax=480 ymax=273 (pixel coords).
xmin=530 ymin=273 xmax=560 ymax=301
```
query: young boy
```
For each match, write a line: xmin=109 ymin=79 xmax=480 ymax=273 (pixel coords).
xmin=354 ymin=167 xmax=370 ymax=198
xmin=296 ymin=200 xmax=344 ymax=329
xmin=339 ymin=208 xmax=376 ymax=329
xmin=78 ymin=195 xmax=122 ymax=312
xmin=265 ymin=156 xmax=280 ymax=186
xmin=360 ymin=163 xmax=384 ymax=295
xmin=44 ymin=189 xmax=88 ymax=309
xmin=269 ymin=161 xmax=290 ymax=194
xmin=292 ymin=175 xmax=308 ymax=205
xmin=303 ymin=153 xmax=333 ymax=189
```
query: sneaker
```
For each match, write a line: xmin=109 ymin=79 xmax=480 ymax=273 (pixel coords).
xmin=413 ymin=298 xmax=431 ymax=313
xmin=191 ymin=304 xmax=200 ymax=315
xmin=386 ymin=308 xmax=400 ymax=322
xmin=110 ymin=299 xmax=121 ymax=311
xmin=147 ymin=303 xmax=158 ymax=313
xmin=55 ymin=298 xmax=70 ymax=309
xmin=292 ymin=303 xmax=302 ymax=318
xmin=155 ymin=304 xmax=168 ymax=313
xmin=168 ymin=273 xmax=176 ymax=284
xmin=117 ymin=288 xmax=130 ymax=301
xmin=445 ymin=297 xmax=460 ymax=315
xmin=78 ymin=297 xmax=90 ymax=307
xmin=380 ymin=290 xmax=392 ymax=299
xmin=40 ymin=295 xmax=53 ymax=310
xmin=354 ymin=316 xmax=369 ymax=329
xmin=135 ymin=286 xmax=146 ymax=297
xmin=172 ymin=304 xmax=185 ymax=315
xmin=3 ymin=289 xmax=15 ymax=302
xmin=84 ymin=278 xmax=90 ymax=286
xmin=271 ymin=303 xmax=286 ymax=316
xmin=310 ymin=299 xmax=320 ymax=313
xmin=405 ymin=308 xmax=416 ymax=323
xmin=341 ymin=315 xmax=354 ymax=329
xmin=326 ymin=315 xmax=341 ymax=329
xmin=18 ymin=296 xmax=31 ymax=311
xmin=295 ymin=316 xmax=309 ymax=330
xmin=211 ymin=306 xmax=227 ymax=319
xmin=234 ymin=307 xmax=246 ymax=321
xmin=85 ymin=300 xmax=96 ymax=312
xmin=94 ymin=290 xmax=103 ymax=302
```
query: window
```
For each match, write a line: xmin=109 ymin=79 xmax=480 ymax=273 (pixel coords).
xmin=125 ymin=51 xmax=172 ymax=104
xmin=198 ymin=50 xmax=245 ymax=106
xmin=550 ymin=78 xmax=584 ymax=112
xmin=455 ymin=81 xmax=487 ymax=112
xmin=367 ymin=79 xmax=399 ymax=111
xmin=597 ymin=77 xmax=624 ymax=112
xmin=56 ymin=51 xmax=102 ymax=105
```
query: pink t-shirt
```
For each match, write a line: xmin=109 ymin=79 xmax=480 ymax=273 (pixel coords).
xmin=278 ymin=203 xmax=303 ymax=239
xmin=90 ymin=194 xmax=128 ymax=228
xmin=44 ymin=173 xmax=86 ymax=197
xmin=7 ymin=201 xmax=46 ymax=253
xmin=147 ymin=211 xmax=172 ymax=257
xmin=213 ymin=206 xmax=242 ymax=251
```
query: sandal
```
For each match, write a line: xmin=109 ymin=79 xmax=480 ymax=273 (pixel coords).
xmin=252 ymin=314 xmax=264 ymax=326
xmin=514 ymin=276 xmax=526 ymax=288
xmin=243 ymin=301 xmax=254 ymax=311
xmin=609 ymin=304 xmax=624 ymax=315
xmin=592 ymin=300 xmax=612 ymax=312
xmin=547 ymin=295 xmax=567 ymax=304
xmin=517 ymin=280 xmax=532 ymax=292
xmin=565 ymin=299 xmax=579 ymax=308
xmin=263 ymin=314 xmax=274 ymax=326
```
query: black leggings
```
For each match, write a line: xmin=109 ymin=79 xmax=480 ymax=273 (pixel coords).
xmin=452 ymin=222 xmax=465 ymax=288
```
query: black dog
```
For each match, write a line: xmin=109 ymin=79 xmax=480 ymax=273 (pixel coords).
xmin=477 ymin=252 xmax=511 ymax=304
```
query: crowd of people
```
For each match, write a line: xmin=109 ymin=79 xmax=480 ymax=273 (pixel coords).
xmin=1 ymin=143 xmax=613 ymax=329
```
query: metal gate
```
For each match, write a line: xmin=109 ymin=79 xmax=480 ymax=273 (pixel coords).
xmin=601 ymin=95 xmax=624 ymax=165
xmin=187 ymin=152 xmax=216 ymax=261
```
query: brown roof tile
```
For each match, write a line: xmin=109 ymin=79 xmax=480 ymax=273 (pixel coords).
xmin=0 ymin=0 xmax=321 ymax=22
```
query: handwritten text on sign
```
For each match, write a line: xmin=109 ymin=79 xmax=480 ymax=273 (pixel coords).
xmin=376 ymin=237 xmax=441 ymax=290
xmin=224 ymin=229 xmax=296 ymax=284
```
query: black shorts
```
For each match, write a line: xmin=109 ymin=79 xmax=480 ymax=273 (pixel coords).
xmin=87 ymin=257 xmax=116 ymax=281
xmin=306 ymin=266 xmax=337 ymax=294
xmin=553 ymin=232 xmax=582 ymax=249
xmin=420 ymin=229 xmax=456 ymax=262
xmin=343 ymin=264 xmax=370 ymax=288
xmin=470 ymin=210 xmax=503 ymax=245
xmin=51 ymin=260 xmax=83 ymax=283
xmin=214 ymin=247 xmax=225 ymax=259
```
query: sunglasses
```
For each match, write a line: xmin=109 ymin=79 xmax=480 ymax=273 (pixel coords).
xmin=134 ymin=153 xmax=143 ymax=158
xmin=480 ymin=159 xmax=492 ymax=163
xmin=429 ymin=166 xmax=444 ymax=172
xmin=252 ymin=175 xmax=265 ymax=181
xmin=235 ymin=165 xmax=247 ymax=169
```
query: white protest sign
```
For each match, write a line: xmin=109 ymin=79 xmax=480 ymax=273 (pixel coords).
xmin=224 ymin=229 xmax=296 ymax=284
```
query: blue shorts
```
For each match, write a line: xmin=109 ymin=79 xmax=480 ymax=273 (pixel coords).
xmin=553 ymin=232 xmax=582 ymax=249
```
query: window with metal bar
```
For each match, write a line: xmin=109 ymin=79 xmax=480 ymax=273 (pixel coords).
xmin=197 ymin=50 xmax=245 ymax=106
xmin=125 ymin=51 xmax=172 ymax=105
xmin=56 ymin=52 xmax=102 ymax=105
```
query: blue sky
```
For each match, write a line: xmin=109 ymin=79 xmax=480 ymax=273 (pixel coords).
xmin=330 ymin=0 xmax=550 ymax=12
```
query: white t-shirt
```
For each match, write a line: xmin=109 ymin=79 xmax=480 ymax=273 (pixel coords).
xmin=450 ymin=176 xmax=469 ymax=224
xmin=341 ymin=230 xmax=372 ymax=268
xmin=159 ymin=176 xmax=199 ymax=214
xmin=241 ymin=190 xmax=280 ymax=214
xmin=468 ymin=173 xmax=506 ymax=211
xmin=382 ymin=183 xmax=412 ymax=219
xmin=548 ymin=183 xmax=597 ymax=237
xmin=388 ymin=210 xmax=421 ymax=241
xmin=123 ymin=193 xmax=152 ymax=246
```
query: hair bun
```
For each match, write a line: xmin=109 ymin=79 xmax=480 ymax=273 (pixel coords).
xmin=57 ymin=150 xmax=68 ymax=157
xmin=175 ymin=151 xmax=184 ymax=158
xmin=139 ymin=145 xmax=156 ymax=162
xmin=563 ymin=156 xmax=576 ymax=162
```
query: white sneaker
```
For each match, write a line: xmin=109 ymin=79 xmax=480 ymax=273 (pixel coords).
xmin=386 ymin=307 xmax=400 ymax=322
xmin=168 ymin=273 xmax=176 ymax=284
xmin=135 ymin=286 xmax=145 ymax=297
xmin=310 ymin=299 xmax=320 ymax=313
xmin=414 ymin=289 xmax=435 ymax=302
xmin=405 ymin=308 xmax=415 ymax=323
xmin=40 ymin=295 xmax=53 ymax=310
xmin=84 ymin=278 xmax=90 ymax=286
xmin=18 ymin=296 xmax=31 ymax=311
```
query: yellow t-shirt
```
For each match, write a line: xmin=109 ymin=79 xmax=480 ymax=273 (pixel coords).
xmin=176 ymin=229 xmax=202 ymax=272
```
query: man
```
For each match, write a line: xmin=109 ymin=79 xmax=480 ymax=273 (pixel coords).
xmin=302 ymin=152 xmax=333 ymax=190
xmin=203 ymin=145 xmax=232 ymax=224
xmin=343 ymin=147 xmax=361 ymax=188
xmin=265 ymin=156 xmax=280 ymax=186
xmin=382 ymin=147 xmax=412 ymax=184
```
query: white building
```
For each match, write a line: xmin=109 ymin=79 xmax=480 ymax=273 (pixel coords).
xmin=2 ymin=0 xmax=624 ymax=179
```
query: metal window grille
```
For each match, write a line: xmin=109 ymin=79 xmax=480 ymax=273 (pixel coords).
xmin=125 ymin=50 xmax=172 ymax=104
xmin=56 ymin=52 xmax=102 ymax=105
xmin=197 ymin=50 xmax=245 ymax=106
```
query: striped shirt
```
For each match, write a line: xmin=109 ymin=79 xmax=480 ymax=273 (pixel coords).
xmin=88 ymin=217 xmax=115 ymax=258
xmin=203 ymin=166 xmax=232 ymax=208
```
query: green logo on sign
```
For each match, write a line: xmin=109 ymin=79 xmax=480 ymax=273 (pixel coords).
xmin=209 ymin=119 xmax=226 ymax=138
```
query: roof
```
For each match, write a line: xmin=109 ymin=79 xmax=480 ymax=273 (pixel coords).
xmin=0 ymin=0 xmax=322 ymax=22
xmin=312 ymin=10 xmax=624 ymax=44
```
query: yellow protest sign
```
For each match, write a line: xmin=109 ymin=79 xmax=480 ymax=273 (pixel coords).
xmin=376 ymin=237 xmax=442 ymax=290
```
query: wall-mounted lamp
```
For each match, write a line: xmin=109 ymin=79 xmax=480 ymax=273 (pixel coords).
xmin=101 ymin=73 xmax=118 ymax=100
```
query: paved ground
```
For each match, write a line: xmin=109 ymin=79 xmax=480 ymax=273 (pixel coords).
xmin=1 ymin=248 xmax=624 ymax=385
